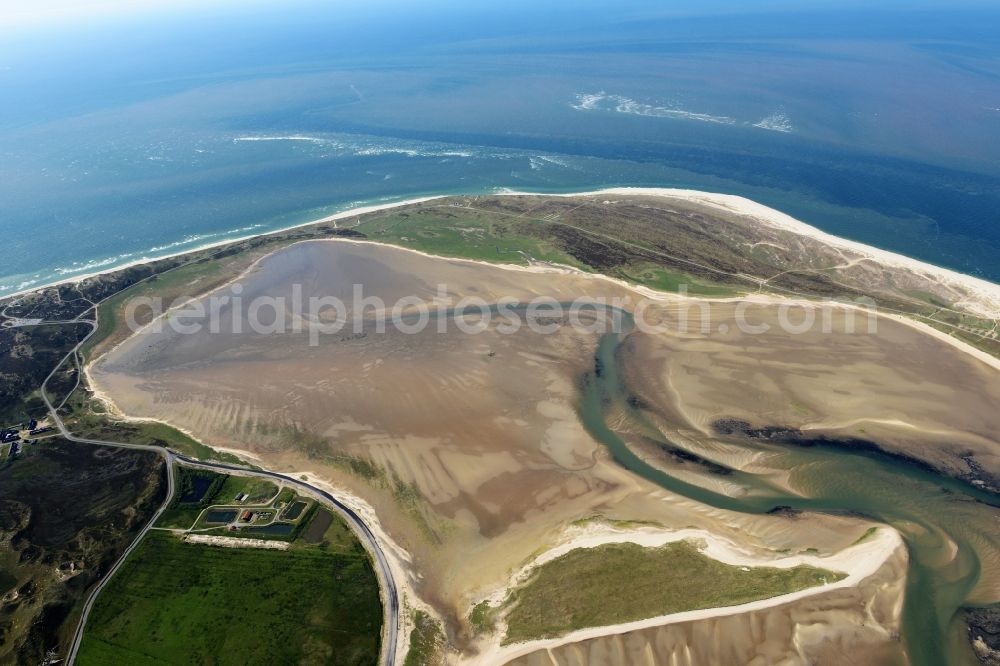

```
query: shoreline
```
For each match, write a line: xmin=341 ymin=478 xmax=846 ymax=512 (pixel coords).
xmin=4 ymin=187 xmax=1000 ymax=319
xmin=469 ymin=523 xmax=904 ymax=665
xmin=0 ymin=195 xmax=444 ymax=301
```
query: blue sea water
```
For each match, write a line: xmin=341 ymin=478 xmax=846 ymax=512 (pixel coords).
xmin=2 ymin=1 xmax=1000 ymax=293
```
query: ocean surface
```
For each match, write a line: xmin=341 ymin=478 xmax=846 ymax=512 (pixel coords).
xmin=2 ymin=1 xmax=1000 ymax=294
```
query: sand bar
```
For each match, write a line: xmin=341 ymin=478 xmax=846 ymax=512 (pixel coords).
xmin=471 ymin=524 xmax=903 ymax=665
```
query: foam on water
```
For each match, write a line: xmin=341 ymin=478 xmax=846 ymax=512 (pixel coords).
xmin=234 ymin=134 xmax=476 ymax=159
xmin=233 ymin=135 xmax=333 ymax=144
xmin=754 ymin=112 xmax=794 ymax=133
xmin=573 ymin=92 xmax=796 ymax=134
xmin=571 ymin=92 xmax=736 ymax=125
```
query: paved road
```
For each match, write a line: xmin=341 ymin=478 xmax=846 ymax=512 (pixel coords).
xmin=35 ymin=308 xmax=399 ymax=665
xmin=61 ymin=439 xmax=175 ymax=665
xmin=176 ymin=456 xmax=400 ymax=666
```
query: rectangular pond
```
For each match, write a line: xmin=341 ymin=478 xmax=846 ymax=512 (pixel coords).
xmin=204 ymin=510 xmax=237 ymax=524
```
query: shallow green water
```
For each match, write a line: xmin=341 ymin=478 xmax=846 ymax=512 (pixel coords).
xmin=582 ymin=324 xmax=1000 ymax=666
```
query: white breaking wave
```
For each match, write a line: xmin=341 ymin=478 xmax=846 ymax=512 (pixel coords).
xmin=528 ymin=154 xmax=576 ymax=171
xmin=49 ymin=223 xmax=267 ymax=279
xmin=573 ymin=92 xmax=796 ymax=134
xmin=54 ymin=255 xmax=130 ymax=276
xmin=234 ymin=135 xmax=333 ymax=144
xmin=754 ymin=112 xmax=794 ymax=133
xmin=145 ymin=224 xmax=265 ymax=254
xmin=234 ymin=133 xmax=476 ymax=160
xmin=571 ymin=92 xmax=606 ymax=111
xmin=535 ymin=155 xmax=574 ymax=168
xmin=571 ymin=92 xmax=736 ymax=125
xmin=353 ymin=145 xmax=473 ymax=158
xmin=234 ymin=131 xmax=581 ymax=164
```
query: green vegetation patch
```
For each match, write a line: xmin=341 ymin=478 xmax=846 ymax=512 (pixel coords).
xmin=77 ymin=529 xmax=382 ymax=666
xmin=504 ymin=540 xmax=844 ymax=643
xmin=353 ymin=198 xmax=747 ymax=299
xmin=274 ymin=487 xmax=297 ymax=506
xmin=403 ymin=610 xmax=443 ymax=666
xmin=852 ymin=526 xmax=879 ymax=545
xmin=469 ymin=601 xmax=495 ymax=635
xmin=355 ymin=205 xmax=582 ymax=268
xmin=619 ymin=264 xmax=734 ymax=296
xmin=156 ymin=467 xmax=228 ymax=529
xmin=214 ymin=475 xmax=278 ymax=505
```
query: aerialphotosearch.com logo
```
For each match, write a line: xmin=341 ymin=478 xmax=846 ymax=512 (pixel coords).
xmin=123 ymin=283 xmax=879 ymax=345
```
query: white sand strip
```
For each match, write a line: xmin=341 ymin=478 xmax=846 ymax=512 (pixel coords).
xmin=184 ymin=534 xmax=289 ymax=550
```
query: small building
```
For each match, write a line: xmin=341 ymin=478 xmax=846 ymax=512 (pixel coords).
xmin=239 ymin=510 xmax=254 ymax=522
xmin=234 ymin=493 xmax=248 ymax=503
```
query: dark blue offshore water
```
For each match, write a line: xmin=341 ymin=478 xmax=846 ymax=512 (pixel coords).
xmin=2 ymin=2 xmax=999 ymax=293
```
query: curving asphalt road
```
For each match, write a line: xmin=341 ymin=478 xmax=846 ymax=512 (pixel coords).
xmin=174 ymin=455 xmax=400 ymax=666
xmin=33 ymin=303 xmax=399 ymax=665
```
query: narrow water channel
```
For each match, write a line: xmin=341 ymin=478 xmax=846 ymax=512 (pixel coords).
xmin=581 ymin=322 xmax=1000 ymax=666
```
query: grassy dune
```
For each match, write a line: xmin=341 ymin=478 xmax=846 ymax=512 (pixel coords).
xmin=353 ymin=201 xmax=735 ymax=296
xmin=504 ymin=540 xmax=844 ymax=643
xmin=403 ymin=611 xmax=443 ymax=666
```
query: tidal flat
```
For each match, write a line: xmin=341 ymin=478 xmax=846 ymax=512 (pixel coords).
xmin=87 ymin=237 xmax=1000 ymax=664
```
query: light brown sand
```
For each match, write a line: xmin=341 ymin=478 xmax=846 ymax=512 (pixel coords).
xmin=88 ymin=240 xmax=1000 ymax=656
